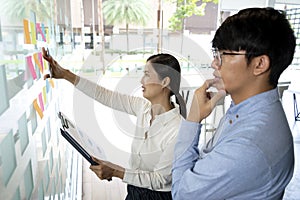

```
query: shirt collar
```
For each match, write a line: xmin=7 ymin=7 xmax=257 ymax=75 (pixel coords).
xmin=227 ymin=88 xmax=279 ymax=115
xmin=154 ymin=105 xmax=180 ymax=125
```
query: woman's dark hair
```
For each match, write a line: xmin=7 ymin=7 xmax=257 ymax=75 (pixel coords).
xmin=212 ymin=7 xmax=296 ymax=87
xmin=147 ymin=53 xmax=186 ymax=118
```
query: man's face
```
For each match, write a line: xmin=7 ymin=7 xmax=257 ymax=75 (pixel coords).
xmin=211 ymin=49 xmax=254 ymax=97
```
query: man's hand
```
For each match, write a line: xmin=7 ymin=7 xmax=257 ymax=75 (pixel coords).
xmin=187 ymin=79 xmax=226 ymax=123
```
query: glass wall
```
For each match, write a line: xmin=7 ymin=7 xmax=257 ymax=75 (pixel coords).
xmin=0 ymin=0 xmax=79 ymax=199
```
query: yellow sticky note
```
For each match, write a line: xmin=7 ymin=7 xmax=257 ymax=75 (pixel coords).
xmin=43 ymin=59 xmax=48 ymax=71
xmin=42 ymin=86 xmax=47 ymax=105
xmin=46 ymin=28 xmax=50 ymax=44
xmin=30 ymin=22 xmax=37 ymax=44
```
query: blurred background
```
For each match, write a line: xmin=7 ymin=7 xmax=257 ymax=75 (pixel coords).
xmin=0 ymin=0 xmax=299 ymax=199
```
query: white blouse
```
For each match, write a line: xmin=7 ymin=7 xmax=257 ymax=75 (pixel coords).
xmin=76 ymin=77 xmax=182 ymax=191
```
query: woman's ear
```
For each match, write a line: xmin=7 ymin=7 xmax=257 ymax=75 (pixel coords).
xmin=162 ymin=77 xmax=171 ymax=88
xmin=253 ymin=55 xmax=270 ymax=76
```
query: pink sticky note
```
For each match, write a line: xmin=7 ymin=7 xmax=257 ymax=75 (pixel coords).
xmin=38 ymin=93 xmax=44 ymax=112
xmin=26 ymin=56 xmax=37 ymax=80
xmin=38 ymin=52 xmax=44 ymax=70
xmin=36 ymin=23 xmax=46 ymax=42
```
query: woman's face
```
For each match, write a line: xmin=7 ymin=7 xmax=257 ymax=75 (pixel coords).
xmin=140 ymin=61 xmax=164 ymax=101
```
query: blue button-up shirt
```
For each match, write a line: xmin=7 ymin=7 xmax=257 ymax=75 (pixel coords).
xmin=172 ymin=88 xmax=294 ymax=199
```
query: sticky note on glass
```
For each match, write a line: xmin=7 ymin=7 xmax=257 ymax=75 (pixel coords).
xmin=26 ymin=56 xmax=37 ymax=80
xmin=38 ymin=92 xmax=44 ymax=112
xmin=23 ymin=19 xmax=31 ymax=44
xmin=36 ymin=23 xmax=46 ymax=42
xmin=33 ymin=53 xmax=43 ymax=73
xmin=33 ymin=99 xmax=43 ymax=119
xmin=30 ymin=21 xmax=37 ymax=44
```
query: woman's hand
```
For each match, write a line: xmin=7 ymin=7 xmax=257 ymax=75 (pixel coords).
xmin=42 ymin=47 xmax=66 ymax=79
xmin=89 ymin=157 xmax=125 ymax=181
xmin=187 ymin=79 xmax=226 ymax=123
xmin=42 ymin=47 xmax=78 ymax=84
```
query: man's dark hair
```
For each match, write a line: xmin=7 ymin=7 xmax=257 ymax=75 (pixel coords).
xmin=212 ymin=7 xmax=296 ymax=87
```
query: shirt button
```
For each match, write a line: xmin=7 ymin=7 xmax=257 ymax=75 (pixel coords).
xmin=229 ymin=119 xmax=233 ymax=124
xmin=236 ymin=115 xmax=239 ymax=118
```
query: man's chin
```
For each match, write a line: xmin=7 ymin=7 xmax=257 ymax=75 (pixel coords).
xmin=214 ymin=82 xmax=225 ymax=91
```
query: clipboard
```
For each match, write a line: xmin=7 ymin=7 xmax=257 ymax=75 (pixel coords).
xmin=58 ymin=112 xmax=98 ymax=165
xmin=60 ymin=128 xmax=98 ymax=165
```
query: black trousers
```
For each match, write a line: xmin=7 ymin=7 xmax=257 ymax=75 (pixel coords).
xmin=125 ymin=184 xmax=172 ymax=200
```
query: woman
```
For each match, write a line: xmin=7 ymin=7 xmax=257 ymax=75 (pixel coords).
xmin=42 ymin=48 xmax=186 ymax=200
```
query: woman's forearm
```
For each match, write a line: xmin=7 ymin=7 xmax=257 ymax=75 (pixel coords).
xmin=113 ymin=166 xmax=125 ymax=179
xmin=63 ymin=69 xmax=79 ymax=85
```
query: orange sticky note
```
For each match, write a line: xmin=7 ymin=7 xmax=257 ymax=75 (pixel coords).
xmin=33 ymin=99 xmax=44 ymax=119
xmin=23 ymin=19 xmax=31 ymax=44
xmin=49 ymin=79 xmax=55 ymax=88
xmin=33 ymin=53 xmax=43 ymax=73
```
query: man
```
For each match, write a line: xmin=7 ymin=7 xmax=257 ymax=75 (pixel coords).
xmin=172 ymin=7 xmax=295 ymax=199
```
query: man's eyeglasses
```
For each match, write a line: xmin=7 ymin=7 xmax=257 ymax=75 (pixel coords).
xmin=212 ymin=48 xmax=248 ymax=67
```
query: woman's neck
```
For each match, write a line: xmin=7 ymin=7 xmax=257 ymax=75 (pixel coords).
xmin=150 ymin=99 xmax=174 ymax=122
xmin=151 ymin=103 xmax=171 ymax=115
xmin=148 ymin=90 xmax=174 ymax=121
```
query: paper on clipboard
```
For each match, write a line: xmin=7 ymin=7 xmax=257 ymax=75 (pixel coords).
xmin=58 ymin=111 xmax=106 ymax=160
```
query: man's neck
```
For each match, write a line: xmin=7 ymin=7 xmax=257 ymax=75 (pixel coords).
xmin=231 ymin=84 xmax=274 ymax=105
